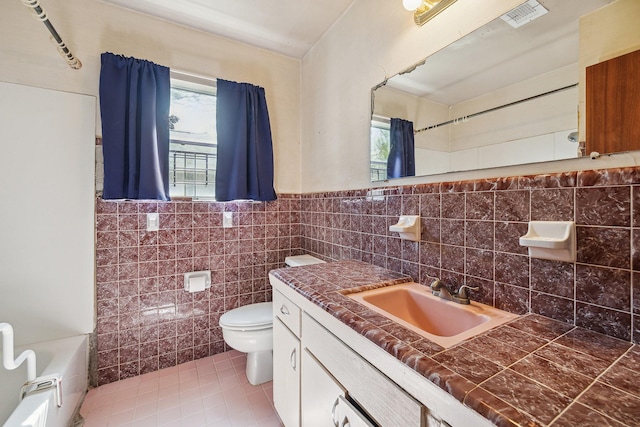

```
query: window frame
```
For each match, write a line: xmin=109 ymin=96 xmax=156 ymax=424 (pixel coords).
xmin=169 ymin=72 xmax=218 ymax=200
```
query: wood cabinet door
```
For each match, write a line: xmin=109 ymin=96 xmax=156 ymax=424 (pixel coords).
xmin=586 ymin=48 xmax=640 ymax=155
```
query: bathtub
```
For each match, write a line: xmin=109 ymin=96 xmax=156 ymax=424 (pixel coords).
xmin=1 ymin=335 xmax=88 ymax=427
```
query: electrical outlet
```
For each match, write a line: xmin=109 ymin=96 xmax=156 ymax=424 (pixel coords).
xmin=223 ymin=212 xmax=233 ymax=228
xmin=146 ymin=213 xmax=159 ymax=231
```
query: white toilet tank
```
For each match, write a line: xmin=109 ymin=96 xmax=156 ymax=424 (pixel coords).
xmin=285 ymin=254 xmax=325 ymax=267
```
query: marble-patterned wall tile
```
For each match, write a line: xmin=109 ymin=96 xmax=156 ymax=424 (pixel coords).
xmin=495 ymin=253 xmax=529 ymax=288
xmin=465 ymin=220 xmax=494 ymax=250
xmin=530 ymin=259 xmax=574 ymax=298
xmin=441 ymin=193 xmax=465 ymax=219
xmin=576 ymin=187 xmax=631 ymax=226
xmin=294 ymin=168 xmax=640 ymax=346
xmin=465 ymin=192 xmax=494 ymax=220
xmin=495 ymin=222 xmax=528 ymax=255
xmin=576 ymin=265 xmax=631 ymax=311
xmin=441 ymin=219 xmax=465 ymax=246
xmin=495 ymin=283 xmax=529 ymax=315
xmin=530 ymin=188 xmax=574 ymax=221
xmin=495 ymin=190 xmax=530 ymax=222
xmin=577 ymin=226 xmax=630 ymax=269
xmin=95 ymin=196 xmax=300 ymax=385
xmin=531 ymin=292 xmax=575 ymax=324
xmin=576 ymin=303 xmax=632 ymax=341
xmin=465 ymin=248 xmax=494 ymax=280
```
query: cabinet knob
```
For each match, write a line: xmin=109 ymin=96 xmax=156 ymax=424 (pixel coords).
xmin=280 ymin=304 xmax=290 ymax=316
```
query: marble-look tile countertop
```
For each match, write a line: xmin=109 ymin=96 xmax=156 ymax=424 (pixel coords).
xmin=270 ymin=260 xmax=640 ymax=427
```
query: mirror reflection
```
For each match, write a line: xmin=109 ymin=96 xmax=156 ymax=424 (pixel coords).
xmin=371 ymin=0 xmax=612 ymax=181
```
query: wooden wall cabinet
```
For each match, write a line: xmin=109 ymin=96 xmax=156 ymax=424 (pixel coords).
xmin=586 ymin=48 xmax=640 ymax=155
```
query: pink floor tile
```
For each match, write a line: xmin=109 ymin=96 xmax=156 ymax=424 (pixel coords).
xmin=80 ymin=351 xmax=283 ymax=427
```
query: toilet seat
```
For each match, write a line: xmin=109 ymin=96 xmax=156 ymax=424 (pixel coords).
xmin=219 ymin=302 xmax=273 ymax=331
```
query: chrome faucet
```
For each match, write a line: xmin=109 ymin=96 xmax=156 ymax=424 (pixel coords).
xmin=430 ymin=279 xmax=479 ymax=305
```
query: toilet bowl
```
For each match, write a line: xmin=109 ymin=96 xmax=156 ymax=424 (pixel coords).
xmin=218 ymin=254 xmax=325 ymax=385
xmin=219 ymin=302 xmax=274 ymax=385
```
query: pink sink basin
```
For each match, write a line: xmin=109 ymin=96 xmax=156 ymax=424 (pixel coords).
xmin=347 ymin=282 xmax=518 ymax=348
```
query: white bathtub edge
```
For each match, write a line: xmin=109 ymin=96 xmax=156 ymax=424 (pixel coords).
xmin=2 ymin=335 xmax=89 ymax=427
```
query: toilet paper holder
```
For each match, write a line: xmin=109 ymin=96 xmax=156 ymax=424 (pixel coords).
xmin=184 ymin=271 xmax=212 ymax=293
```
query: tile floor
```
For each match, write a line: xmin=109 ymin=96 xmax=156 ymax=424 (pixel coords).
xmin=80 ymin=350 xmax=283 ymax=427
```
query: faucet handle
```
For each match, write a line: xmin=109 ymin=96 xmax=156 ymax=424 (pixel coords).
xmin=457 ymin=285 xmax=479 ymax=299
xmin=430 ymin=279 xmax=444 ymax=290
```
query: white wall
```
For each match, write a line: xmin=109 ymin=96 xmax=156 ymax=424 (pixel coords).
xmin=301 ymin=0 xmax=640 ymax=192
xmin=0 ymin=82 xmax=95 ymax=346
xmin=0 ymin=0 xmax=301 ymax=194
xmin=0 ymin=0 xmax=300 ymax=345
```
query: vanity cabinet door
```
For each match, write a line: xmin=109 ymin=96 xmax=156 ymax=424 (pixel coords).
xmin=302 ymin=313 xmax=425 ymax=426
xmin=335 ymin=396 xmax=376 ymax=427
xmin=273 ymin=317 xmax=300 ymax=427
xmin=301 ymin=349 xmax=346 ymax=427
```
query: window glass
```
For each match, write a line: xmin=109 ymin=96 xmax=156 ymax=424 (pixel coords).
xmin=169 ymin=77 xmax=217 ymax=199
xmin=370 ymin=119 xmax=390 ymax=181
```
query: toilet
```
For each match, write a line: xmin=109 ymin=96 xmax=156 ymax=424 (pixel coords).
xmin=218 ymin=254 xmax=325 ymax=385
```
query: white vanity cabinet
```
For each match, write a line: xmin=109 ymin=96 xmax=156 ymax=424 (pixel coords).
xmin=273 ymin=290 xmax=302 ymax=427
xmin=273 ymin=287 xmax=424 ymax=426
xmin=271 ymin=277 xmax=493 ymax=427
xmin=270 ymin=276 xmax=494 ymax=427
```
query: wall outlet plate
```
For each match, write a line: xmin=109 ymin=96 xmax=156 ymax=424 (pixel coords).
xmin=146 ymin=213 xmax=159 ymax=231
xmin=223 ymin=212 xmax=233 ymax=228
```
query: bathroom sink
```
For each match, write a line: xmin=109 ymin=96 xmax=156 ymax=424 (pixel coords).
xmin=347 ymin=282 xmax=518 ymax=348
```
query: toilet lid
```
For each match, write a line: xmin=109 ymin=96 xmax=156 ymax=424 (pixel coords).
xmin=219 ymin=302 xmax=273 ymax=330
xmin=285 ymin=254 xmax=326 ymax=267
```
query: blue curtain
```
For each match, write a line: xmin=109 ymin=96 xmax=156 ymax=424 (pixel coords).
xmin=387 ymin=118 xmax=415 ymax=179
xmin=215 ymin=79 xmax=277 ymax=202
xmin=99 ymin=52 xmax=171 ymax=200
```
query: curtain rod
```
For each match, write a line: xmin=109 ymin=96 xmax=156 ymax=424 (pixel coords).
xmin=414 ymin=83 xmax=578 ymax=134
xmin=20 ymin=0 xmax=82 ymax=70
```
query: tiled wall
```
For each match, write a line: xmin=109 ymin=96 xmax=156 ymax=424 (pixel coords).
xmin=95 ymin=196 xmax=301 ymax=385
xmin=299 ymin=168 xmax=640 ymax=344
xmin=95 ymin=166 xmax=640 ymax=385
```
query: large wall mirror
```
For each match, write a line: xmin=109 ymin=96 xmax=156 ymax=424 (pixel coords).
xmin=371 ymin=0 xmax=618 ymax=181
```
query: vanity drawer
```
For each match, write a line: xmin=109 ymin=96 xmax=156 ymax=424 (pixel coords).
xmin=273 ymin=289 xmax=301 ymax=337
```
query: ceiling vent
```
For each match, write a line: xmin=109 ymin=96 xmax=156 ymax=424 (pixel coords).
xmin=501 ymin=0 xmax=549 ymax=28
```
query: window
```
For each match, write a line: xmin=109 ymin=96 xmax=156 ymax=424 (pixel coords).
xmin=169 ymin=75 xmax=217 ymax=199
xmin=370 ymin=118 xmax=390 ymax=181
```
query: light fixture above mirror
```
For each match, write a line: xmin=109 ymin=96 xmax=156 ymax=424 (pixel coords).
xmin=403 ymin=0 xmax=458 ymax=26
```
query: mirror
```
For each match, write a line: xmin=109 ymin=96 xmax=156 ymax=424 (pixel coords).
xmin=371 ymin=0 xmax=614 ymax=181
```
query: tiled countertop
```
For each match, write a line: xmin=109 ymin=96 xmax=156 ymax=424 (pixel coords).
xmin=270 ymin=260 xmax=640 ymax=427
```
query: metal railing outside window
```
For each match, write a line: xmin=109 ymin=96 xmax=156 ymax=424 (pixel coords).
xmin=169 ymin=140 xmax=217 ymax=199
xmin=370 ymin=161 xmax=386 ymax=181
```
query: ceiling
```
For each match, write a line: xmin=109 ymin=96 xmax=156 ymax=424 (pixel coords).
xmin=101 ymin=0 xmax=357 ymax=58
xmin=385 ymin=0 xmax=613 ymax=105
